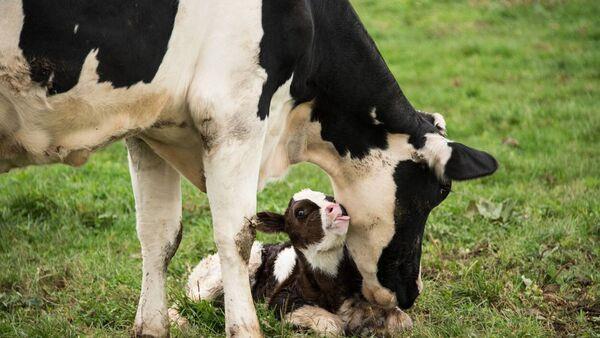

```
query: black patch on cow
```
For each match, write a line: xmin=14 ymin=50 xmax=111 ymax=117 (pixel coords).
xmin=259 ymin=0 xmax=438 ymax=157
xmin=445 ymin=142 xmax=499 ymax=180
xmin=19 ymin=0 xmax=178 ymax=95
xmin=377 ymin=160 xmax=450 ymax=309
xmin=257 ymin=0 xmax=313 ymax=120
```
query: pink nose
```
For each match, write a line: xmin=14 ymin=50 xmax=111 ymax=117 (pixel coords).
xmin=325 ymin=203 xmax=341 ymax=217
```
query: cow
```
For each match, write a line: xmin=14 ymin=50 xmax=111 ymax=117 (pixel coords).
xmin=0 ymin=0 xmax=498 ymax=337
xmin=183 ymin=189 xmax=413 ymax=336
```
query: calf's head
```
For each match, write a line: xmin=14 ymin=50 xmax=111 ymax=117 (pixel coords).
xmin=254 ymin=189 xmax=350 ymax=274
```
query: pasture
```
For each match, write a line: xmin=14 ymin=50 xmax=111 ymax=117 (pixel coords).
xmin=1 ymin=0 xmax=598 ymax=336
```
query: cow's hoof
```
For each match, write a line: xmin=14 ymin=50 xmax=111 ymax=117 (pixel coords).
xmin=227 ymin=323 xmax=263 ymax=338
xmin=384 ymin=307 xmax=413 ymax=333
xmin=133 ymin=323 xmax=170 ymax=338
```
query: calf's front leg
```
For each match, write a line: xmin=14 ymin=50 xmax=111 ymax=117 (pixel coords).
xmin=269 ymin=285 xmax=344 ymax=336
xmin=127 ymin=138 xmax=182 ymax=337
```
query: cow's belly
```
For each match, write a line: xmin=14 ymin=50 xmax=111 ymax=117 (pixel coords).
xmin=139 ymin=118 xmax=207 ymax=191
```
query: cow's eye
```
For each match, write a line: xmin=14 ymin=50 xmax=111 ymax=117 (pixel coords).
xmin=295 ymin=209 xmax=307 ymax=219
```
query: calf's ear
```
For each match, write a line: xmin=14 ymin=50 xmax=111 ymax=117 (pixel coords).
xmin=445 ymin=142 xmax=498 ymax=180
xmin=254 ymin=212 xmax=285 ymax=233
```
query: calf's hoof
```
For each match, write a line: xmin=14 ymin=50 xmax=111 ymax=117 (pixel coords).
xmin=384 ymin=307 xmax=413 ymax=333
xmin=286 ymin=305 xmax=344 ymax=337
xmin=362 ymin=283 xmax=397 ymax=309
xmin=311 ymin=316 xmax=344 ymax=337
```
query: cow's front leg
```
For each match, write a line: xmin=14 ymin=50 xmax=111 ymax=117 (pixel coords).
xmin=203 ymin=133 xmax=265 ymax=337
xmin=127 ymin=138 xmax=182 ymax=337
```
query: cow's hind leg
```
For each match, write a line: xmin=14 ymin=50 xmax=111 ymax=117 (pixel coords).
xmin=127 ymin=138 xmax=182 ymax=337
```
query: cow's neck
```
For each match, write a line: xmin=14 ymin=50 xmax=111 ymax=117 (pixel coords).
xmin=265 ymin=101 xmax=412 ymax=308
xmin=290 ymin=0 xmax=433 ymax=146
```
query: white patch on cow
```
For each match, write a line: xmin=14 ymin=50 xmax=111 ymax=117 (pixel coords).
xmin=73 ymin=24 xmax=79 ymax=34
xmin=273 ymin=246 xmax=297 ymax=283
xmin=0 ymin=2 xmax=24 ymax=52
xmin=417 ymin=110 xmax=447 ymax=136
xmin=187 ymin=0 xmax=267 ymax=334
xmin=431 ymin=112 xmax=446 ymax=135
xmin=370 ymin=107 xmax=382 ymax=125
xmin=259 ymin=76 xmax=294 ymax=189
xmin=417 ymin=133 xmax=453 ymax=180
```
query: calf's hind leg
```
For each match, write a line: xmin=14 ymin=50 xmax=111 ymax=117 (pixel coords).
xmin=127 ymin=138 xmax=182 ymax=337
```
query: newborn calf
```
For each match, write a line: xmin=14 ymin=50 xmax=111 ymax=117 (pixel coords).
xmin=186 ymin=189 xmax=411 ymax=336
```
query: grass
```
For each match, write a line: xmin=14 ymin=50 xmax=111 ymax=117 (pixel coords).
xmin=1 ymin=0 xmax=599 ymax=336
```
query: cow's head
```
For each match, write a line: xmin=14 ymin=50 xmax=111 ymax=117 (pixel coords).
xmin=282 ymin=105 xmax=497 ymax=310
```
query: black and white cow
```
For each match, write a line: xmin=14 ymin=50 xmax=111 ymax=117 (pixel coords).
xmin=0 ymin=0 xmax=497 ymax=336
xmin=184 ymin=189 xmax=412 ymax=336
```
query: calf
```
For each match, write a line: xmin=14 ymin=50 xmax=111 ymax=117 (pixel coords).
xmin=186 ymin=189 xmax=411 ymax=336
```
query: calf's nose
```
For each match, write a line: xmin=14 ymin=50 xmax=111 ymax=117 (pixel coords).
xmin=325 ymin=203 xmax=341 ymax=217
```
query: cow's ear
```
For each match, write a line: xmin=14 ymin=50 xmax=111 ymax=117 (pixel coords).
xmin=254 ymin=212 xmax=285 ymax=233
xmin=444 ymin=142 xmax=498 ymax=180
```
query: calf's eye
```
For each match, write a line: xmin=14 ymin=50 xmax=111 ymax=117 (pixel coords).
xmin=295 ymin=209 xmax=306 ymax=219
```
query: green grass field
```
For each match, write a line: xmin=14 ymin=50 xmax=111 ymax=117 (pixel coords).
xmin=1 ymin=0 xmax=599 ymax=336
